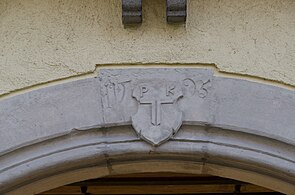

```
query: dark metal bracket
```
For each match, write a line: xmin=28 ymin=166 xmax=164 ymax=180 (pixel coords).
xmin=122 ymin=0 xmax=142 ymax=25
xmin=122 ymin=0 xmax=187 ymax=25
xmin=166 ymin=0 xmax=187 ymax=23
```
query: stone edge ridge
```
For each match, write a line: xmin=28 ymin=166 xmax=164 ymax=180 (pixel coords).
xmin=0 ymin=126 xmax=294 ymax=194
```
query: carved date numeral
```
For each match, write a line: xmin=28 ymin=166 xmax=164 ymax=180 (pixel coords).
xmin=183 ymin=78 xmax=211 ymax=98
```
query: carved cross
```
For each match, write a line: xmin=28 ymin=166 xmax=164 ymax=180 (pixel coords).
xmin=140 ymin=98 xmax=174 ymax=126
xmin=131 ymin=80 xmax=183 ymax=146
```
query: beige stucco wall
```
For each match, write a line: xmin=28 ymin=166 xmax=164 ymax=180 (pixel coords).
xmin=0 ymin=0 xmax=294 ymax=96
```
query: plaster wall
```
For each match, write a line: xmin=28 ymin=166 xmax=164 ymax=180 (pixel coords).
xmin=0 ymin=0 xmax=295 ymax=96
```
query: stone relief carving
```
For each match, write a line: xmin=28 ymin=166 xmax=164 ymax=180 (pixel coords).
xmin=101 ymin=79 xmax=131 ymax=108
xmin=132 ymin=80 xmax=183 ymax=146
xmin=1 ymin=68 xmax=295 ymax=194
xmin=99 ymin=69 xmax=213 ymax=146
xmin=100 ymin=78 xmax=132 ymax=123
xmin=182 ymin=78 xmax=211 ymax=98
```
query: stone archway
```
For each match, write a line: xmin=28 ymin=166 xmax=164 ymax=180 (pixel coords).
xmin=0 ymin=68 xmax=294 ymax=194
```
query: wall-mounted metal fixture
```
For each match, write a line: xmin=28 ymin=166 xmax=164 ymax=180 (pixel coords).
xmin=122 ymin=0 xmax=142 ymax=25
xmin=166 ymin=0 xmax=187 ymax=23
xmin=122 ymin=0 xmax=187 ymax=25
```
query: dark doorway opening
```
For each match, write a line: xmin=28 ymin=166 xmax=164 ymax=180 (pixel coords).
xmin=38 ymin=172 xmax=283 ymax=195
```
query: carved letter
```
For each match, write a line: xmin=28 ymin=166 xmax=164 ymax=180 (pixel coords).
xmin=132 ymin=80 xmax=183 ymax=146
xmin=166 ymin=85 xmax=175 ymax=96
xmin=140 ymin=86 xmax=149 ymax=97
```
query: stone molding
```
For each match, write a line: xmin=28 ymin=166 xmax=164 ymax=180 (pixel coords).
xmin=0 ymin=126 xmax=294 ymax=194
xmin=0 ymin=68 xmax=294 ymax=194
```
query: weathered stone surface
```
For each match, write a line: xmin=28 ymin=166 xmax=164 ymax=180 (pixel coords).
xmin=132 ymin=80 xmax=183 ymax=145
xmin=1 ymin=68 xmax=295 ymax=152
xmin=98 ymin=68 xmax=295 ymax=145
xmin=0 ymin=126 xmax=294 ymax=194
xmin=98 ymin=68 xmax=214 ymax=145
xmin=1 ymin=68 xmax=295 ymax=194
xmin=0 ymin=78 xmax=103 ymax=154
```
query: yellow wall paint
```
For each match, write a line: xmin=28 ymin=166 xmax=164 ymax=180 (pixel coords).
xmin=0 ymin=0 xmax=294 ymax=96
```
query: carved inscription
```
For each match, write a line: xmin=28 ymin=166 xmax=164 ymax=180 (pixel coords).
xmin=182 ymin=78 xmax=211 ymax=98
xmin=136 ymin=85 xmax=177 ymax=126
xmin=99 ymin=69 xmax=212 ymax=144
xmin=101 ymin=80 xmax=130 ymax=108
xmin=131 ymin=77 xmax=211 ymax=146
xmin=132 ymin=81 xmax=183 ymax=146
xmin=100 ymin=79 xmax=131 ymax=123
xmin=199 ymin=79 xmax=211 ymax=98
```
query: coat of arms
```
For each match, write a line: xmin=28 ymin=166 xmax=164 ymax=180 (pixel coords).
xmin=132 ymin=80 xmax=183 ymax=146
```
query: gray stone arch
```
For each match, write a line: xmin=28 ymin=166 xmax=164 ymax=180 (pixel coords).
xmin=0 ymin=68 xmax=294 ymax=194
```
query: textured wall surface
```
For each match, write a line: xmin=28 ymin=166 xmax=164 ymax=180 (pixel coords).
xmin=0 ymin=0 xmax=294 ymax=95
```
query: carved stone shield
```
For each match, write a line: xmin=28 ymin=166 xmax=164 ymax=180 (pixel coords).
xmin=132 ymin=80 xmax=183 ymax=146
